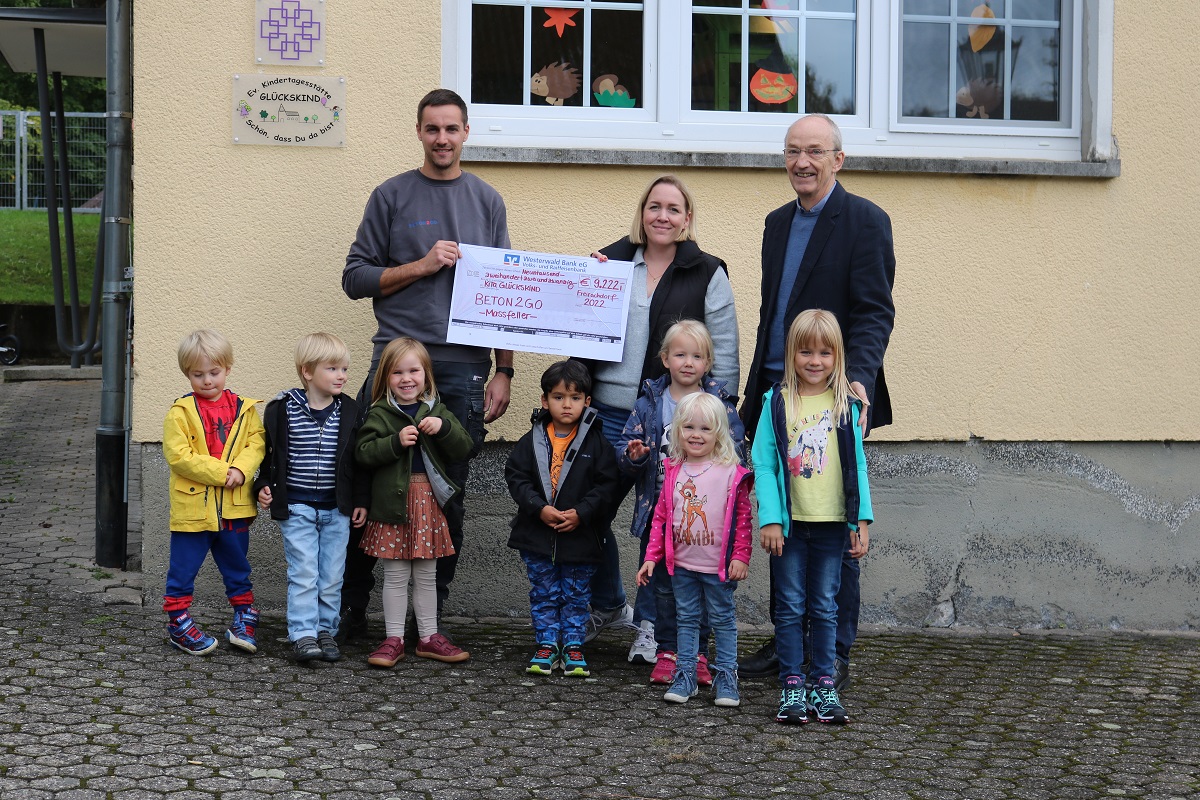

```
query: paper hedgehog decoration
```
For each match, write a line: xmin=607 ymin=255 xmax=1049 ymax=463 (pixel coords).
xmin=531 ymin=62 xmax=581 ymax=106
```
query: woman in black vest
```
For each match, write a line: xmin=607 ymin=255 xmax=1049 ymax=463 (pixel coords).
xmin=581 ymin=174 xmax=740 ymax=667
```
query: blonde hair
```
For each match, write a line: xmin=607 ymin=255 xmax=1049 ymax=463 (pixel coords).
xmin=295 ymin=332 xmax=350 ymax=387
xmin=658 ymin=319 xmax=714 ymax=373
xmin=782 ymin=309 xmax=852 ymax=425
xmin=629 ymin=174 xmax=697 ymax=245
xmin=371 ymin=337 xmax=437 ymax=405
xmin=177 ymin=329 xmax=233 ymax=374
xmin=667 ymin=392 xmax=739 ymax=466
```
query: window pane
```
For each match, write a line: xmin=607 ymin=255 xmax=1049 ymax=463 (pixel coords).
xmin=902 ymin=21 xmax=950 ymax=117
xmin=804 ymin=17 xmax=854 ymax=114
xmin=750 ymin=0 xmax=798 ymax=8
xmin=531 ymin=6 xmax=585 ymax=107
xmin=958 ymin=0 xmax=1004 ymax=15
xmin=955 ymin=20 xmax=1004 ymax=118
xmin=1010 ymin=25 xmax=1061 ymax=120
xmin=749 ymin=23 xmax=800 ymax=113
xmin=692 ymin=14 xmax=743 ymax=111
xmin=472 ymin=5 xmax=524 ymax=105
xmin=903 ymin=0 xmax=949 ymax=14
xmin=695 ymin=0 xmax=742 ymax=8
xmin=807 ymin=0 xmax=855 ymax=12
xmin=591 ymin=10 xmax=643 ymax=108
xmin=1012 ymin=0 xmax=1059 ymax=21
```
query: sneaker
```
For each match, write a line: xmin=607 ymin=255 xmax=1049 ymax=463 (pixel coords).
xmin=808 ymin=676 xmax=848 ymax=724
xmin=740 ymin=636 xmax=779 ymax=678
xmin=416 ymin=632 xmax=470 ymax=663
xmin=167 ymin=613 xmax=218 ymax=656
xmin=583 ymin=603 xmax=634 ymax=643
xmin=294 ymin=636 xmax=323 ymax=663
xmin=366 ymin=636 xmax=405 ymax=668
xmin=225 ymin=606 xmax=259 ymax=653
xmin=663 ymin=668 xmax=698 ymax=704
xmin=649 ymin=650 xmax=677 ymax=684
xmin=713 ymin=668 xmax=741 ymax=707
xmin=526 ymin=643 xmax=559 ymax=675
xmin=627 ymin=620 xmax=657 ymax=664
xmin=560 ymin=643 xmax=590 ymax=677
xmin=317 ymin=631 xmax=341 ymax=662
xmin=775 ymin=675 xmax=809 ymax=724
xmin=696 ymin=653 xmax=714 ymax=687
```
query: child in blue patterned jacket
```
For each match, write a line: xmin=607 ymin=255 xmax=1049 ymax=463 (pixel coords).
xmin=617 ymin=320 xmax=745 ymax=685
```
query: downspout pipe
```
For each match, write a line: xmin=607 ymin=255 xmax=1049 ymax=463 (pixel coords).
xmin=95 ymin=0 xmax=132 ymax=569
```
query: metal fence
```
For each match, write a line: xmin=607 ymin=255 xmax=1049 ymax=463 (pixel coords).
xmin=0 ymin=111 xmax=105 ymax=212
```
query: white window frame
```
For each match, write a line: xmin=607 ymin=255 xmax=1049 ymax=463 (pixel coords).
xmin=442 ymin=0 xmax=1114 ymax=163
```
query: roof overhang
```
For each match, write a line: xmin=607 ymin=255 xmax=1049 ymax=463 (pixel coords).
xmin=0 ymin=8 xmax=105 ymax=78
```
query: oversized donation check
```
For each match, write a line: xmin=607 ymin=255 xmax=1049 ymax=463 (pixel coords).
xmin=446 ymin=244 xmax=635 ymax=361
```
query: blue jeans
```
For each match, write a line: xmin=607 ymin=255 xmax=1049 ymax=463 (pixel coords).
xmin=279 ymin=503 xmax=350 ymax=641
xmin=772 ymin=521 xmax=847 ymax=682
xmin=769 ymin=545 xmax=860 ymax=662
xmin=645 ymin=528 xmax=711 ymax=654
xmin=672 ymin=567 xmax=738 ymax=680
xmin=586 ymin=399 xmax=634 ymax=615
xmin=343 ymin=357 xmax=488 ymax=615
xmin=521 ymin=551 xmax=596 ymax=646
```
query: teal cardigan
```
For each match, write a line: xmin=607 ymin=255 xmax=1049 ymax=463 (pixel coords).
xmin=751 ymin=386 xmax=872 ymax=534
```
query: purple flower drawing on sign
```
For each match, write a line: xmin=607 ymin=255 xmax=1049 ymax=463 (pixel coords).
xmin=260 ymin=0 xmax=321 ymax=61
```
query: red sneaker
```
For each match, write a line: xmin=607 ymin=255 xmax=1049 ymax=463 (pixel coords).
xmin=367 ymin=636 xmax=405 ymax=668
xmin=649 ymin=650 xmax=677 ymax=684
xmin=696 ymin=654 xmax=714 ymax=687
xmin=416 ymin=632 xmax=470 ymax=663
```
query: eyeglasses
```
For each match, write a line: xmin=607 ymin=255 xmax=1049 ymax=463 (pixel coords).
xmin=784 ymin=148 xmax=838 ymax=160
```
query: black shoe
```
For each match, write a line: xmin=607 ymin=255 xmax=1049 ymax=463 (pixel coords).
xmin=335 ymin=608 xmax=368 ymax=643
xmin=739 ymin=636 xmax=779 ymax=678
xmin=833 ymin=656 xmax=851 ymax=692
xmin=317 ymin=631 xmax=341 ymax=662
xmin=293 ymin=636 xmax=322 ymax=663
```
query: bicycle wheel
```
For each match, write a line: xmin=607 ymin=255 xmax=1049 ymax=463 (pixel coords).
xmin=0 ymin=334 xmax=20 ymax=365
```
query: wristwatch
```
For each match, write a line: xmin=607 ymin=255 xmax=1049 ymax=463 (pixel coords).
xmin=495 ymin=366 xmax=515 ymax=379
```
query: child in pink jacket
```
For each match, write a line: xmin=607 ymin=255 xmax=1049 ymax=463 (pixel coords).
xmin=637 ymin=392 xmax=753 ymax=707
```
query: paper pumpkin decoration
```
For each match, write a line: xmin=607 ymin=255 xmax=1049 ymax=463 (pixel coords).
xmin=531 ymin=62 xmax=582 ymax=106
xmin=592 ymin=74 xmax=637 ymax=108
xmin=751 ymin=67 xmax=799 ymax=104
xmin=968 ymin=4 xmax=997 ymax=53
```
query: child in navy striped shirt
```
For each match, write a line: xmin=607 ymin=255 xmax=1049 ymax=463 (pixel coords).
xmin=256 ymin=333 xmax=368 ymax=663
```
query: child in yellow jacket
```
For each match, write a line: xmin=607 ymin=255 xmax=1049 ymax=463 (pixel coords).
xmin=162 ymin=329 xmax=266 ymax=655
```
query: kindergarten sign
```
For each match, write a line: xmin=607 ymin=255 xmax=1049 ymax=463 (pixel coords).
xmin=232 ymin=74 xmax=345 ymax=147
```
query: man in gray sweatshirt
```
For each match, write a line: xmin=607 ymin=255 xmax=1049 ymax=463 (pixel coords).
xmin=340 ymin=88 xmax=513 ymax=641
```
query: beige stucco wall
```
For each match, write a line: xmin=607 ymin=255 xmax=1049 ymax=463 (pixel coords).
xmin=132 ymin=1 xmax=1200 ymax=445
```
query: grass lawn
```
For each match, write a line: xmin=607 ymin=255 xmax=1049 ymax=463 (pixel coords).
xmin=0 ymin=210 xmax=101 ymax=305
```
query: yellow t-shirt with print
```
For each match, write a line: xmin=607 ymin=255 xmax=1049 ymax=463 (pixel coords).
xmin=785 ymin=388 xmax=845 ymax=522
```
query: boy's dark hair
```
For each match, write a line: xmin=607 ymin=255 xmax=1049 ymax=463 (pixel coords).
xmin=418 ymin=88 xmax=469 ymax=126
xmin=540 ymin=360 xmax=592 ymax=396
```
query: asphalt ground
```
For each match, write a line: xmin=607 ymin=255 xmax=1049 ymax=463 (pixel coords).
xmin=1 ymin=377 xmax=1198 ymax=800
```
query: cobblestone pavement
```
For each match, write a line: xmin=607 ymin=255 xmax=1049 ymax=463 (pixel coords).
xmin=2 ymin=380 xmax=1199 ymax=799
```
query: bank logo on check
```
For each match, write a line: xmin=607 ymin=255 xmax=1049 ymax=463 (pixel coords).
xmin=503 ymin=253 xmax=521 ymax=266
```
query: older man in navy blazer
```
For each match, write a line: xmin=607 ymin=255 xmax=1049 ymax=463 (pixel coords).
xmin=739 ymin=113 xmax=896 ymax=686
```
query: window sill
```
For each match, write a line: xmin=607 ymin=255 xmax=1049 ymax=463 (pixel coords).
xmin=463 ymin=145 xmax=1121 ymax=178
